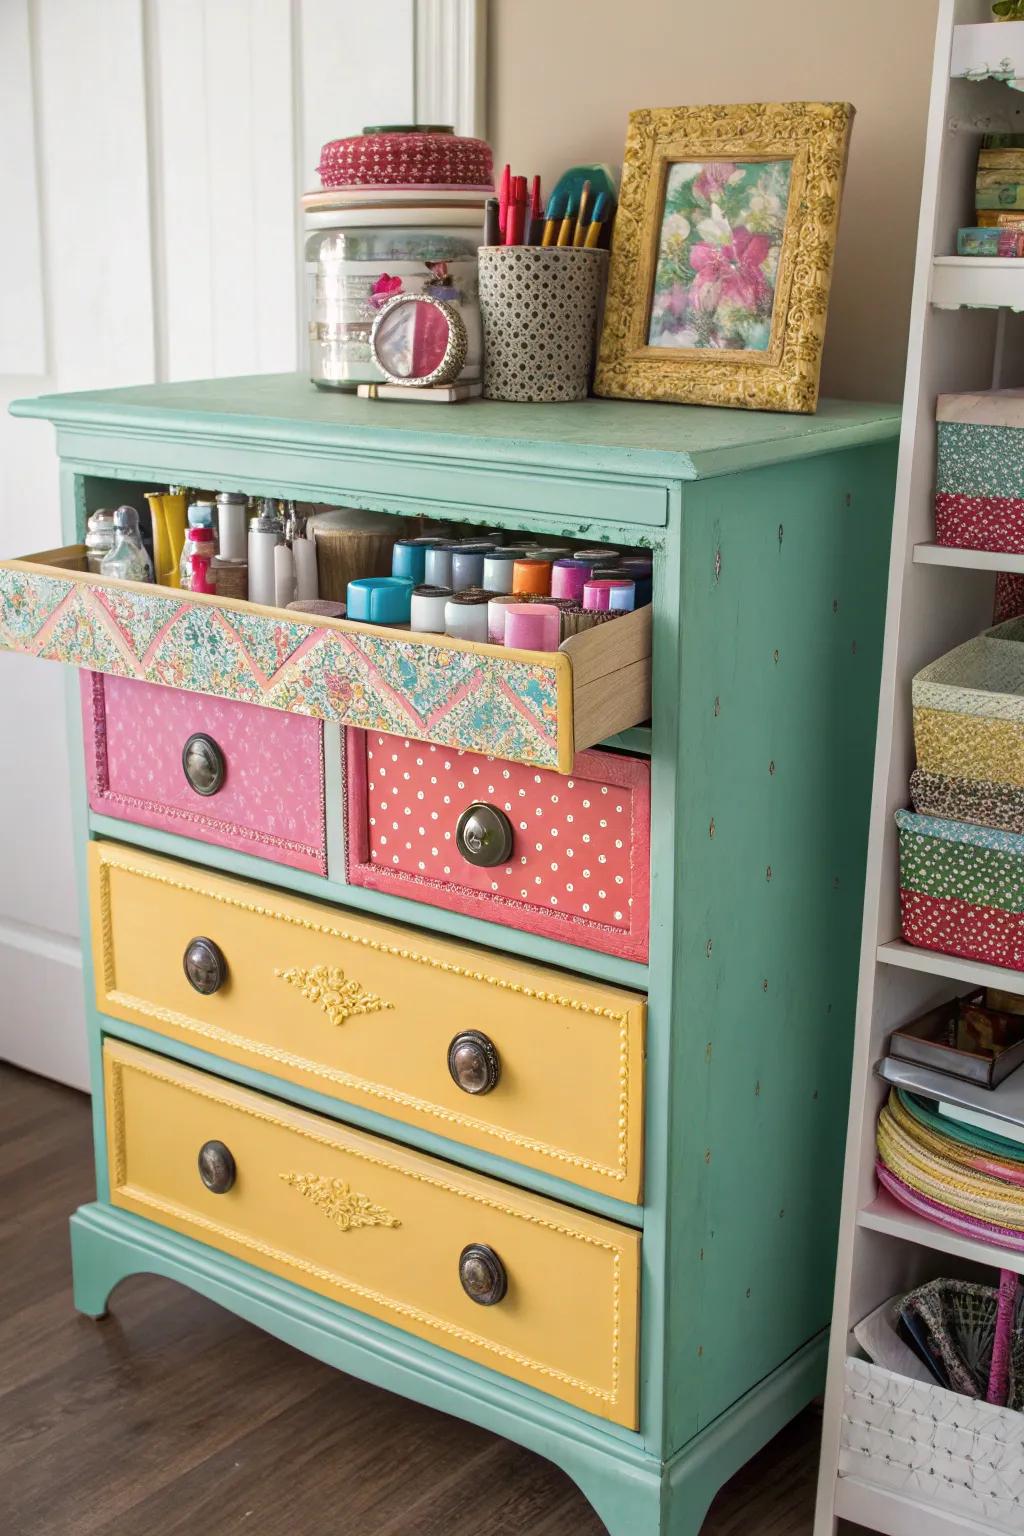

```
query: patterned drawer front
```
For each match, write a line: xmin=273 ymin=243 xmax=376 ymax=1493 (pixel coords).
xmin=90 ymin=842 xmax=646 ymax=1203
xmin=104 ymin=1040 xmax=641 ymax=1427
xmin=346 ymin=732 xmax=651 ymax=962
xmin=82 ymin=672 xmax=327 ymax=874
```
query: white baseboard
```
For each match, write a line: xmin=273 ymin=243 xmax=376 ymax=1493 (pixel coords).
xmin=0 ymin=921 xmax=88 ymax=1091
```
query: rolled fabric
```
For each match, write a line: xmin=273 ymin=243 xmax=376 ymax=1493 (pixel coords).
xmin=512 ymin=558 xmax=551 ymax=595
xmin=503 ymin=602 xmax=561 ymax=652
xmin=410 ymin=584 xmax=452 ymax=633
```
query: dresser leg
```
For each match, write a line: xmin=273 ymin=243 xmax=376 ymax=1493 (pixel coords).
xmin=69 ymin=1204 xmax=135 ymax=1319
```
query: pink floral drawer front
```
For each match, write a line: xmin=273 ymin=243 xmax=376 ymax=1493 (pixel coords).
xmin=82 ymin=672 xmax=327 ymax=874
xmin=346 ymin=731 xmax=650 ymax=961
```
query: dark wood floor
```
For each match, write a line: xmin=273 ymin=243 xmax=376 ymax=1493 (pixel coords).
xmin=0 ymin=1061 xmax=845 ymax=1536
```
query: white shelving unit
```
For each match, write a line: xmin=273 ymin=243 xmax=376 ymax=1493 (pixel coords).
xmin=814 ymin=5 xmax=1024 ymax=1535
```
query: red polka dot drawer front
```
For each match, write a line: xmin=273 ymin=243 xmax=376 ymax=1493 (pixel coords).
xmin=346 ymin=731 xmax=651 ymax=962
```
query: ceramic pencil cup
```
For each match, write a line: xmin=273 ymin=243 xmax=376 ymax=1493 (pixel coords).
xmin=478 ymin=246 xmax=607 ymax=403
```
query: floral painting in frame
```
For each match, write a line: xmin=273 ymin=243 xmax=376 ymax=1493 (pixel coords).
xmin=594 ymin=102 xmax=854 ymax=413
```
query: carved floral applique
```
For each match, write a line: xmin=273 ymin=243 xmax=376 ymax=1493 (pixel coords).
xmin=281 ymin=1172 xmax=400 ymax=1231
xmin=275 ymin=963 xmax=393 ymax=1025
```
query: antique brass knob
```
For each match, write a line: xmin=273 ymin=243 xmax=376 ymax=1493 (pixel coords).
xmin=454 ymin=802 xmax=513 ymax=867
xmin=183 ymin=936 xmax=226 ymax=995
xmin=458 ymin=1244 xmax=507 ymax=1306
xmin=447 ymin=1031 xmax=501 ymax=1095
xmin=198 ymin=1139 xmax=236 ymax=1194
xmin=182 ymin=732 xmax=225 ymax=796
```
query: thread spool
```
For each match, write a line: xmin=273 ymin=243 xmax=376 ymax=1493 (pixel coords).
xmin=551 ymin=559 xmax=593 ymax=602
xmin=486 ymin=593 xmax=518 ymax=643
xmin=307 ymin=506 xmax=409 ymax=602
xmin=347 ymin=576 xmax=413 ymax=625
xmin=410 ymin=584 xmax=452 ymax=633
xmin=444 ymin=592 xmax=489 ymax=641
xmin=503 ymin=603 xmax=561 ymax=652
xmin=512 ymin=558 xmax=551 ymax=596
xmin=211 ymin=556 xmax=248 ymax=601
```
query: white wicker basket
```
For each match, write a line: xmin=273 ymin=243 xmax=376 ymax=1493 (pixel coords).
xmin=840 ymin=1357 xmax=1024 ymax=1532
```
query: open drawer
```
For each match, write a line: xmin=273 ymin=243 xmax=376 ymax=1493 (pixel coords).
xmin=0 ymin=546 xmax=651 ymax=773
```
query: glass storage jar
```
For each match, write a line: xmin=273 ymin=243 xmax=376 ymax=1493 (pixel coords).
xmin=305 ymin=206 xmax=483 ymax=391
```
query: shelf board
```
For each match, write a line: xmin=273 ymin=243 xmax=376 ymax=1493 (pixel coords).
xmin=836 ymin=1472 xmax=1007 ymax=1536
xmin=951 ymin=20 xmax=1024 ymax=91
xmin=877 ymin=939 xmax=1024 ymax=994
xmin=913 ymin=540 xmax=1024 ymax=573
xmin=859 ymin=1188 xmax=1024 ymax=1277
xmin=931 ymin=256 xmax=1024 ymax=311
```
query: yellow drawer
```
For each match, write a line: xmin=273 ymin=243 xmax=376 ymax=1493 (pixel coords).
xmin=103 ymin=1040 xmax=641 ymax=1427
xmin=89 ymin=843 xmax=646 ymax=1203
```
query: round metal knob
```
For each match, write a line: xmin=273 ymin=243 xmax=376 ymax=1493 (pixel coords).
xmin=183 ymin=936 xmax=226 ymax=995
xmin=454 ymin=802 xmax=513 ymax=868
xmin=198 ymin=1139 xmax=236 ymax=1194
xmin=458 ymin=1244 xmax=507 ymax=1306
xmin=182 ymin=733 xmax=225 ymax=797
xmin=447 ymin=1031 xmax=501 ymax=1095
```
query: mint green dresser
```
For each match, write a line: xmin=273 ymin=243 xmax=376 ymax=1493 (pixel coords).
xmin=3 ymin=377 xmax=898 ymax=1534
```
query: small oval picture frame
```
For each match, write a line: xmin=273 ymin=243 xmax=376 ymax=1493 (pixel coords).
xmin=370 ymin=294 xmax=468 ymax=388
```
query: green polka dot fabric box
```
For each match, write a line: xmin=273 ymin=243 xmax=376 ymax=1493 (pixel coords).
xmin=936 ymin=390 xmax=1024 ymax=554
xmin=897 ymin=809 xmax=1024 ymax=972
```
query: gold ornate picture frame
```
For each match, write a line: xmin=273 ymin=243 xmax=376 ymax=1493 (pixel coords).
xmin=594 ymin=101 xmax=854 ymax=414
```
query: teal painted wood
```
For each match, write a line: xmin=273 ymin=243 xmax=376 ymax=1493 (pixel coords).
xmin=663 ymin=443 xmax=897 ymax=1451
xmin=70 ymin=1200 xmax=826 ymax=1536
xmin=85 ymin=814 xmax=650 ymax=993
xmin=97 ymin=1012 xmax=645 ymax=1229
xmin=9 ymin=376 xmax=900 ymax=1536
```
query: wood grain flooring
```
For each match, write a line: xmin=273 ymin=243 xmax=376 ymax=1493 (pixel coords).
xmin=0 ymin=1062 xmax=859 ymax=1536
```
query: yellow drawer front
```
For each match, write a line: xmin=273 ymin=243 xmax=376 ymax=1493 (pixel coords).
xmin=103 ymin=1041 xmax=641 ymax=1427
xmin=89 ymin=843 xmax=646 ymax=1203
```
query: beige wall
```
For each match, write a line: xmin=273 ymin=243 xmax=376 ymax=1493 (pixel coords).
xmin=488 ymin=0 xmax=940 ymax=403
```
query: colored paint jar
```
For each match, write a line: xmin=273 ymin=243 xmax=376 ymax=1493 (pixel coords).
xmin=583 ymin=578 xmax=635 ymax=612
xmin=347 ymin=575 xmax=414 ymax=624
xmin=444 ymin=592 xmax=489 ymax=641
xmin=512 ymin=558 xmax=551 ymax=595
xmin=550 ymin=558 xmax=593 ymax=602
xmin=451 ymin=547 xmax=488 ymax=591
xmin=392 ymin=537 xmax=444 ymax=583
xmin=503 ymin=603 xmax=561 ymax=652
xmin=486 ymin=593 xmax=518 ymax=643
xmin=482 ymin=552 xmax=520 ymax=593
xmin=410 ymin=584 xmax=452 ymax=633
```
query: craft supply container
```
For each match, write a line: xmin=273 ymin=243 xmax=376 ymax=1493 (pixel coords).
xmin=935 ymin=389 xmax=1024 ymax=553
xmin=477 ymin=246 xmax=607 ymax=404
xmin=911 ymin=616 xmax=1024 ymax=833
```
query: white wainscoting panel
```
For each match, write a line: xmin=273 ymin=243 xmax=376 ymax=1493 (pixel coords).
xmin=0 ymin=0 xmax=488 ymax=1089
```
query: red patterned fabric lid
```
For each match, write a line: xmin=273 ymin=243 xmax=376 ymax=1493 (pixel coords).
xmin=318 ymin=125 xmax=493 ymax=190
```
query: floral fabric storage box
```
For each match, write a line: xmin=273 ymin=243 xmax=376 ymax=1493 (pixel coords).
xmin=911 ymin=617 xmax=1024 ymax=832
xmin=897 ymin=808 xmax=1024 ymax=972
xmin=936 ymin=389 xmax=1024 ymax=553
